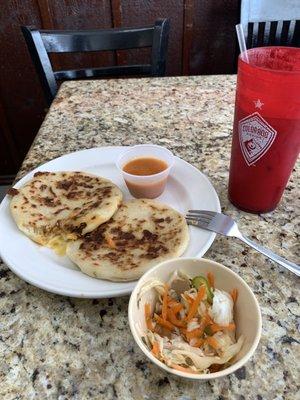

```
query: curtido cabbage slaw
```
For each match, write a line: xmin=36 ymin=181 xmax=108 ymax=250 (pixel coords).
xmin=138 ymin=270 xmax=244 ymax=374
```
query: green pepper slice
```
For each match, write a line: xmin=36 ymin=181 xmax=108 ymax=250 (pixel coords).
xmin=191 ymin=276 xmax=214 ymax=303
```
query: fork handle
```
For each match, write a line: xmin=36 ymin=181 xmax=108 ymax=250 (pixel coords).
xmin=238 ymin=234 xmax=300 ymax=276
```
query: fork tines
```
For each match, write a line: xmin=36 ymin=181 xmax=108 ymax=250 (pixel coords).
xmin=186 ymin=210 xmax=216 ymax=222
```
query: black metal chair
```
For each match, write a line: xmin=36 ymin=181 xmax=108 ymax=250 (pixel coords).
xmin=245 ymin=20 xmax=300 ymax=49
xmin=22 ymin=19 xmax=170 ymax=106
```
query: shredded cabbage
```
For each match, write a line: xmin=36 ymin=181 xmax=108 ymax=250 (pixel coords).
xmin=171 ymin=336 xmax=244 ymax=371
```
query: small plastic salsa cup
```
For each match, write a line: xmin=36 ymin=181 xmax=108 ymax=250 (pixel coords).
xmin=116 ymin=144 xmax=174 ymax=199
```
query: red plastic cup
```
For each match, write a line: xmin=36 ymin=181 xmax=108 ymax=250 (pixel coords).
xmin=229 ymin=47 xmax=300 ymax=213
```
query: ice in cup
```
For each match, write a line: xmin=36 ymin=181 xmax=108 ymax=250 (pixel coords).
xmin=229 ymin=47 xmax=300 ymax=213
xmin=117 ymin=145 xmax=174 ymax=199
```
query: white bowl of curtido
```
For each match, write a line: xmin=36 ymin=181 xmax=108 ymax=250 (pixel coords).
xmin=128 ymin=258 xmax=261 ymax=380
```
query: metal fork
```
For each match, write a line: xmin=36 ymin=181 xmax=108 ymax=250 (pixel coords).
xmin=186 ymin=210 xmax=300 ymax=277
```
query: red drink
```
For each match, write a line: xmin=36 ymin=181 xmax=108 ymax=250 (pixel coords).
xmin=229 ymin=47 xmax=300 ymax=213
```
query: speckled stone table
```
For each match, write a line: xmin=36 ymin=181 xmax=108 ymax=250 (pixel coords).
xmin=1 ymin=76 xmax=299 ymax=400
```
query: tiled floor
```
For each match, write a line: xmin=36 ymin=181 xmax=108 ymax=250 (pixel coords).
xmin=0 ymin=185 xmax=10 ymax=201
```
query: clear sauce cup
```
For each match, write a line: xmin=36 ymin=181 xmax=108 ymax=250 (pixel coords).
xmin=116 ymin=144 xmax=174 ymax=199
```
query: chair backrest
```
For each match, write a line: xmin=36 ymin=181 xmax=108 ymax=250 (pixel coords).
xmin=245 ymin=20 xmax=300 ymax=49
xmin=22 ymin=19 xmax=170 ymax=105
xmin=240 ymin=0 xmax=300 ymax=49
xmin=241 ymin=0 xmax=300 ymax=25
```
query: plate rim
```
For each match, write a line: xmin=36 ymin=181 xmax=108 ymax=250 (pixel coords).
xmin=0 ymin=146 xmax=220 ymax=298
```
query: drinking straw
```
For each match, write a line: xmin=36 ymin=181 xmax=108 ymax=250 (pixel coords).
xmin=235 ymin=24 xmax=249 ymax=63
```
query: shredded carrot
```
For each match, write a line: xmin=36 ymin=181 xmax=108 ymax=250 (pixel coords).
xmin=186 ymin=314 xmax=211 ymax=340
xmin=146 ymin=319 xmax=154 ymax=331
xmin=186 ymin=327 xmax=203 ymax=340
xmin=145 ymin=303 xmax=151 ymax=318
xmin=169 ymin=300 xmax=182 ymax=307
xmin=183 ymin=294 xmax=194 ymax=305
xmin=187 ymin=294 xmax=194 ymax=303
xmin=151 ymin=341 xmax=160 ymax=357
xmin=205 ymin=336 xmax=220 ymax=350
xmin=202 ymin=313 xmax=212 ymax=325
xmin=167 ymin=308 xmax=186 ymax=327
xmin=210 ymin=322 xmax=236 ymax=333
xmin=230 ymin=288 xmax=238 ymax=303
xmin=190 ymin=338 xmax=204 ymax=348
xmin=185 ymin=285 xmax=206 ymax=322
xmin=204 ymin=312 xmax=214 ymax=325
xmin=168 ymin=299 xmax=180 ymax=307
xmin=154 ymin=314 xmax=174 ymax=331
xmin=162 ymin=283 xmax=169 ymax=320
xmin=171 ymin=364 xmax=198 ymax=374
xmin=225 ymin=322 xmax=236 ymax=331
xmin=210 ymin=323 xmax=224 ymax=333
xmin=170 ymin=303 xmax=183 ymax=313
xmin=207 ymin=272 xmax=215 ymax=288
xmin=144 ymin=303 xmax=154 ymax=331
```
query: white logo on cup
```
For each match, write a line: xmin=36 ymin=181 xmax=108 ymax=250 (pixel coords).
xmin=238 ymin=112 xmax=277 ymax=166
xmin=253 ymin=99 xmax=264 ymax=109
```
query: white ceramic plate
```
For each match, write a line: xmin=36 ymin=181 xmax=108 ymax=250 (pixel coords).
xmin=0 ymin=147 xmax=220 ymax=298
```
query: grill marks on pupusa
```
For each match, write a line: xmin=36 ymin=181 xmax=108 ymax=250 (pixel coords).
xmin=9 ymin=173 xmax=189 ymax=281
xmin=9 ymin=171 xmax=123 ymax=252
xmin=66 ymin=199 xmax=189 ymax=282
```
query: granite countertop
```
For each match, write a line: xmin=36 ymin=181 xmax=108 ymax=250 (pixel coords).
xmin=0 ymin=76 xmax=299 ymax=400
